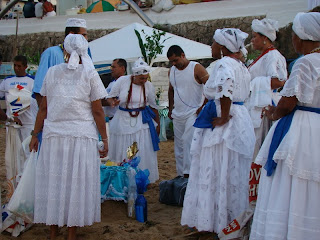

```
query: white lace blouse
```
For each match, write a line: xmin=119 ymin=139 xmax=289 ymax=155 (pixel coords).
xmin=40 ymin=63 xmax=107 ymax=139
xmin=204 ymin=56 xmax=251 ymax=102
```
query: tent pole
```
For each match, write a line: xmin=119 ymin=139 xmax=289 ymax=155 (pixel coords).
xmin=122 ymin=0 xmax=154 ymax=27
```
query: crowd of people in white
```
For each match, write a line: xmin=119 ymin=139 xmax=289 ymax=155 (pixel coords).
xmin=1 ymin=9 xmax=320 ymax=240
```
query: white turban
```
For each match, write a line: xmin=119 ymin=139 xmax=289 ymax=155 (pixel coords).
xmin=132 ymin=58 xmax=151 ymax=76
xmin=65 ymin=18 xmax=87 ymax=28
xmin=213 ymin=28 xmax=248 ymax=53
xmin=293 ymin=12 xmax=320 ymax=41
xmin=64 ymin=34 xmax=95 ymax=70
xmin=251 ymin=18 xmax=279 ymax=42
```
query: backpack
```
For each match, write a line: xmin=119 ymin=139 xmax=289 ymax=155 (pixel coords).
xmin=159 ymin=176 xmax=188 ymax=206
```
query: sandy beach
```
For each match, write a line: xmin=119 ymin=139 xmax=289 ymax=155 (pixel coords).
xmin=0 ymin=125 xmax=217 ymax=240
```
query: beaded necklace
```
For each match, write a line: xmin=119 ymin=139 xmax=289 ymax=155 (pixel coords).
xmin=248 ymin=45 xmax=275 ymax=69
xmin=308 ymin=46 xmax=320 ymax=54
xmin=126 ymin=76 xmax=146 ymax=117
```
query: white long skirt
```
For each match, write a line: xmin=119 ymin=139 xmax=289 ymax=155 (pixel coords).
xmin=108 ymin=128 xmax=159 ymax=183
xmin=34 ymin=136 xmax=101 ymax=227
xmin=250 ymin=163 xmax=320 ymax=240
xmin=181 ymin=128 xmax=251 ymax=233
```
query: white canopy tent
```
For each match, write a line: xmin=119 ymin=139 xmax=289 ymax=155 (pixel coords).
xmin=89 ymin=22 xmax=212 ymax=65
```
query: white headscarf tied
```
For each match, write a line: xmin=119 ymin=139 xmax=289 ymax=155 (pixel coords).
xmin=251 ymin=18 xmax=279 ymax=42
xmin=64 ymin=34 xmax=95 ymax=70
xmin=132 ymin=57 xmax=151 ymax=76
xmin=213 ymin=28 xmax=248 ymax=53
xmin=293 ymin=12 xmax=320 ymax=41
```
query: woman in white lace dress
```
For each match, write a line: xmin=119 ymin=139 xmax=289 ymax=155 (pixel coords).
xmin=181 ymin=28 xmax=255 ymax=233
xmin=250 ymin=12 xmax=320 ymax=240
xmin=247 ymin=18 xmax=287 ymax=160
xmin=106 ymin=58 xmax=160 ymax=183
xmin=29 ymin=34 xmax=108 ymax=240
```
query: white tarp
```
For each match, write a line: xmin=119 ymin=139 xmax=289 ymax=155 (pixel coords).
xmin=89 ymin=22 xmax=212 ymax=65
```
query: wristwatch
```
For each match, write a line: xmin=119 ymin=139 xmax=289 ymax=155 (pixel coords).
xmin=30 ymin=130 xmax=39 ymax=137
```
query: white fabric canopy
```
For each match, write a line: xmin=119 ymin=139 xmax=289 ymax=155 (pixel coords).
xmin=89 ymin=22 xmax=212 ymax=65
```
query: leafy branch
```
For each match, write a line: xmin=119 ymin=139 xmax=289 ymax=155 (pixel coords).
xmin=135 ymin=28 xmax=171 ymax=65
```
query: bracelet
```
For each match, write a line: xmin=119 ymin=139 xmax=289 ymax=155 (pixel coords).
xmin=30 ymin=130 xmax=40 ymax=137
xmin=101 ymin=138 xmax=108 ymax=141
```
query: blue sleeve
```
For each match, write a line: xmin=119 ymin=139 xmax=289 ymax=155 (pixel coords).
xmin=33 ymin=46 xmax=64 ymax=94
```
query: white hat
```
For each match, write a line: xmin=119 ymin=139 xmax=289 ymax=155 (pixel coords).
xmin=251 ymin=18 xmax=278 ymax=42
xmin=293 ymin=12 xmax=320 ymax=41
xmin=213 ymin=28 xmax=248 ymax=53
xmin=65 ymin=18 xmax=87 ymax=28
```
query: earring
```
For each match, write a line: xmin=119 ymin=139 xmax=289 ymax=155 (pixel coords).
xmin=220 ymin=49 xmax=224 ymax=58
xmin=263 ymin=40 xmax=266 ymax=45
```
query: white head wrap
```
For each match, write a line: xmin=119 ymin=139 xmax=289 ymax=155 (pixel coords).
xmin=293 ymin=12 xmax=320 ymax=41
xmin=65 ymin=18 xmax=87 ymax=28
xmin=251 ymin=18 xmax=279 ymax=42
xmin=64 ymin=34 xmax=95 ymax=70
xmin=213 ymin=28 xmax=248 ymax=53
xmin=132 ymin=58 xmax=151 ymax=76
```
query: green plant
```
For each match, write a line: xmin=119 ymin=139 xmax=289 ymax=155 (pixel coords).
xmin=156 ymin=87 xmax=163 ymax=100
xmin=134 ymin=29 xmax=171 ymax=65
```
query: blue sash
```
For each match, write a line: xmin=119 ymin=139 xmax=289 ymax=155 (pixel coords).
xmin=193 ymin=100 xmax=244 ymax=129
xmin=119 ymin=106 xmax=160 ymax=151
xmin=265 ymin=105 xmax=320 ymax=176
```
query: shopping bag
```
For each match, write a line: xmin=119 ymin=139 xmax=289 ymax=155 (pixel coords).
xmin=7 ymin=151 xmax=37 ymax=223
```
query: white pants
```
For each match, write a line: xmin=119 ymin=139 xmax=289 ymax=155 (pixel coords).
xmin=173 ymin=114 xmax=197 ymax=176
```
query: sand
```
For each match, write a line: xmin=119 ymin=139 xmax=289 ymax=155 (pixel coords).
xmin=0 ymin=125 xmax=217 ymax=240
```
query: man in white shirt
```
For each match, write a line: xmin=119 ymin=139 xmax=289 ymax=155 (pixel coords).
xmin=167 ymin=45 xmax=209 ymax=178
xmin=0 ymin=55 xmax=35 ymax=201
xmin=35 ymin=0 xmax=43 ymax=18
xmin=0 ymin=55 xmax=35 ymax=140
xmin=102 ymin=58 xmax=127 ymax=120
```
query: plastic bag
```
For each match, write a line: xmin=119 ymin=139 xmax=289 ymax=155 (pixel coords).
xmin=7 ymin=151 xmax=37 ymax=223
xmin=135 ymin=169 xmax=150 ymax=194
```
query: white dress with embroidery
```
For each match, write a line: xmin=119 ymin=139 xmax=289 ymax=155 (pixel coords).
xmin=107 ymin=75 xmax=159 ymax=183
xmin=246 ymin=49 xmax=287 ymax=160
xmin=250 ymin=53 xmax=320 ymax=240
xmin=34 ymin=63 xmax=107 ymax=227
xmin=181 ymin=57 xmax=255 ymax=233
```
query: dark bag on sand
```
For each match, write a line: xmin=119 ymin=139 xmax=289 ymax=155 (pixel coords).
xmin=159 ymin=176 xmax=188 ymax=206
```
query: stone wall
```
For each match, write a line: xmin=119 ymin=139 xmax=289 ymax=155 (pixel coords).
xmin=0 ymin=15 xmax=298 ymax=63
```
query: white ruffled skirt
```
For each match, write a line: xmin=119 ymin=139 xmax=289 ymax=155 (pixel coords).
xmin=181 ymin=104 xmax=255 ymax=233
xmin=250 ymin=110 xmax=320 ymax=239
xmin=34 ymin=136 xmax=101 ymax=227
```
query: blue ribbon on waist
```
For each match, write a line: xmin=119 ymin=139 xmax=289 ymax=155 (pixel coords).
xmin=193 ymin=100 xmax=244 ymax=129
xmin=119 ymin=106 xmax=160 ymax=151
xmin=265 ymin=105 xmax=320 ymax=176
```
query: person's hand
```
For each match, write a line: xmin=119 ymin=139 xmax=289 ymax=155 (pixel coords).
xmin=99 ymin=139 xmax=109 ymax=158
xmin=261 ymin=106 xmax=276 ymax=120
xmin=168 ymin=109 xmax=173 ymax=120
xmin=29 ymin=136 xmax=39 ymax=152
xmin=106 ymin=98 xmax=120 ymax=107
xmin=212 ymin=115 xmax=232 ymax=127
xmin=13 ymin=117 xmax=22 ymax=126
